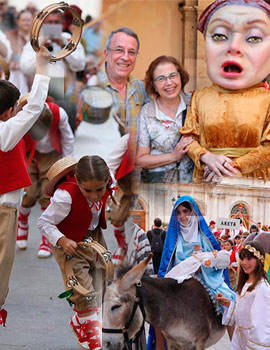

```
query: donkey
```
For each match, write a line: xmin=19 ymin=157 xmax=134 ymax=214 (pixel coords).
xmin=102 ymin=254 xmax=225 ymax=350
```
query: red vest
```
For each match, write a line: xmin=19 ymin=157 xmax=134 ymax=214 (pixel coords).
xmin=115 ymin=149 xmax=134 ymax=180
xmin=0 ymin=139 xmax=32 ymax=194
xmin=56 ymin=176 xmax=108 ymax=242
xmin=47 ymin=102 xmax=62 ymax=154
xmin=24 ymin=102 xmax=62 ymax=154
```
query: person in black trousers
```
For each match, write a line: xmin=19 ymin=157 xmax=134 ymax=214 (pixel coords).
xmin=147 ymin=218 xmax=166 ymax=274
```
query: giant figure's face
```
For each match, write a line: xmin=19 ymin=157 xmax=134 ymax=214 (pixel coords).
xmin=205 ymin=5 xmax=270 ymax=90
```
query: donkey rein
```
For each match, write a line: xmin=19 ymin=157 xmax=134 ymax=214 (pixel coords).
xmin=102 ymin=282 xmax=146 ymax=350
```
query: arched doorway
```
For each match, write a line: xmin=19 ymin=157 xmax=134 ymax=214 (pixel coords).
xmin=129 ymin=197 xmax=146 ymax=231
xmin=230 ymin=202 xmax=250 ymax=230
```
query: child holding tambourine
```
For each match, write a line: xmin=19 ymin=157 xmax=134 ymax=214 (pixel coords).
xmin=38 ymin=155 xmax=116 ymax=350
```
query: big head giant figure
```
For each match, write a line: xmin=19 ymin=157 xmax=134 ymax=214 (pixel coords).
xmin=181 ymin=0 xmax=270 ymax=183
xmin=199 ymin=0 xmax=270 ymax=90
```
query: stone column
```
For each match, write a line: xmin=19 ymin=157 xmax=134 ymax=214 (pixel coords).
xmin=196 ymin=0 xmax=214 ymax=88
xmin=180 ymin=1 xmax=198 ymax=92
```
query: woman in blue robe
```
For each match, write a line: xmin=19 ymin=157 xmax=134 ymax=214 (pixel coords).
xmin=148 ymin=195 xmax=235 ymax=350
xmin=158 ymin=195 xmax=234 ymax=303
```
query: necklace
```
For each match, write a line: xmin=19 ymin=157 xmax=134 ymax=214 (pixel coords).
xmin=157 ymin=98 xmax=179 ymax=112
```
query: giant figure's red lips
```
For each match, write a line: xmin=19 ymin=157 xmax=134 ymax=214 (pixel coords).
xmin=221 ymin=61 xmax=243 ymax=77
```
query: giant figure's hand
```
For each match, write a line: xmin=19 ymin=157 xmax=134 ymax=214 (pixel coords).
xmin=201 ymin=151 xmax=238 ymax=177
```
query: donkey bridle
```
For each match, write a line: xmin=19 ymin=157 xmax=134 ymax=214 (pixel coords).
xmin=102 ymin=282 xmax=146 ymax=350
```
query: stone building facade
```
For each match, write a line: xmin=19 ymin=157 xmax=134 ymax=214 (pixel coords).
xmin=131 ymin=178 xmax=270 ymax=232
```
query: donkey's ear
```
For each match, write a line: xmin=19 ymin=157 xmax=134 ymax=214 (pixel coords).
xmin=118 ymin=253 xmax=153 ymax=292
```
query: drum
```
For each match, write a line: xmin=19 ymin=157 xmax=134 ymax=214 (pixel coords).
xmin=81 ymin=86 xmax=113 ymax=124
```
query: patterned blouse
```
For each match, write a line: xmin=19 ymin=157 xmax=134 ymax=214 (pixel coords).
xmin=137 ymin=92 xmax=194 ymax=183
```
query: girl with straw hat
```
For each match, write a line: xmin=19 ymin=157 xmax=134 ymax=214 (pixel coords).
xmin=37 ymin=155 xmax=116 ymax=350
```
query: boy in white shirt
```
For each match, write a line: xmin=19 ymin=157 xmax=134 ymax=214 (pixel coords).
xmin=16 ymin=98 xmax=74 ymax=257
xmin=0 ymin=46 xmax=50 ymax=326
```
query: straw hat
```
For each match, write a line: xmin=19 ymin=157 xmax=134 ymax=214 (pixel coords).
xmin=46 ymin=156 xmax=77 ymax=196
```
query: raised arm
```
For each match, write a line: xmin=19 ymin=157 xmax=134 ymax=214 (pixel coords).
xmin=0 ymin=46 xmax=50 ymax=151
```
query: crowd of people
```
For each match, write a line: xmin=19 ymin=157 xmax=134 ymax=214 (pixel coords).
xmin=0 ymin=0 xmax=270 ymax=350
xmin=207 ymin=219 xmax=270 ymax=290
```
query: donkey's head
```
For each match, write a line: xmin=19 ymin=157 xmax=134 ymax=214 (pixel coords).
xmin=102 ymin=254 xmax=152 ymax=350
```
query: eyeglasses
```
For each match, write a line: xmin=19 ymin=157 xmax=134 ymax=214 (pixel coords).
xmin=108 ymin=48 xmax=138 ymax=58
xmin=153 ymin=72 xmax=180 ymax=84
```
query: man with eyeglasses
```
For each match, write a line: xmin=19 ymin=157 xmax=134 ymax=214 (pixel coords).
xmin=90 ymin=26 xmax=149 ymax=136
xmin=88 ymin=27 xmax=149 ymax=265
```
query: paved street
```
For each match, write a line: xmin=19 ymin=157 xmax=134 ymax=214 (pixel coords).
xmin=0 ymin=118 xmax=230 ymax=349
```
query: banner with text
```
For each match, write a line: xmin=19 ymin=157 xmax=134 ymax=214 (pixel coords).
xmin=217 ymin=217 xmax=240 ymax=230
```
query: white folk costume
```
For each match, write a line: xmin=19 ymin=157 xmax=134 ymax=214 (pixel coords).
xmin=222 ymin=280 xmax=270 ymax=350
xmin=37 ymin=158 xmax=114 ymax=350
xmin=23 ymin=102 xmax=74 ymax=208
xmin=16 ymin=102 xmax=74 ymax=256
xmin=37 ymin=161 xmax=113 ymax=312
xmin=0 ymin=74 xmax=50 ymax=325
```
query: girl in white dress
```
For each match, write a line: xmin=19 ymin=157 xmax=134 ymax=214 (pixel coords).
xmin=216 ymin=241 xmax=270 ymax=350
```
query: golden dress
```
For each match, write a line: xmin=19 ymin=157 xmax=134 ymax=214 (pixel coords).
xmin=180 ymin=83 xmax=270 ymax=183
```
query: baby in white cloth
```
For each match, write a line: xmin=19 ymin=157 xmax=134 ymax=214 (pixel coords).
xmin=165 ymin=244 xmax=230 ymax=283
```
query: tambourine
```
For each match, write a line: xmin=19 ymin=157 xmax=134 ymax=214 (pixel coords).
xmin=81 ymin=86 xmax=113 ymax=124
xmin=0 ymin=55 xmax=10 ymax=80
xmin=30 ymin=2 xmax=83 ymax=63
xmin=64 ymin=238 xmax=114 ymax=297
